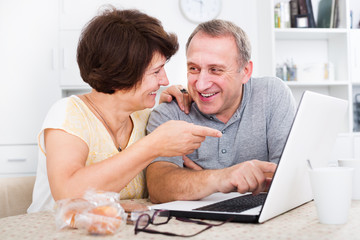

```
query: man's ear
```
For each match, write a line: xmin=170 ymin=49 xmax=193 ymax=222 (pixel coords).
xmin=240 ymin=61 xmax=253 ymax=84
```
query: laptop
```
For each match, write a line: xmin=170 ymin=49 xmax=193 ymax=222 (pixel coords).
xmin=151 ymin=91 xmax=348 ymax=223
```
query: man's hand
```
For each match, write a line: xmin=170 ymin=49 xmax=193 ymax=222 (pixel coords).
xmin=183 ymin=155 xmax=203 ymax=170
xmin=216 ymin=160 xmax=277 ymax=195
xmin=159 ymin=85 xmax=192 ymax=114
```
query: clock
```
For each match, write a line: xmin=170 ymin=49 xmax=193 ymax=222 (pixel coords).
xmin=179 ymin=0 xmax=222 ymax=23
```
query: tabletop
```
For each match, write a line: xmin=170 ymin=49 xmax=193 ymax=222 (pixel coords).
xmin=1 ymin=199 xmax=360 ymax=240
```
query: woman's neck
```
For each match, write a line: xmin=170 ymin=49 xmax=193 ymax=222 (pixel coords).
xmin=80 ymin=90 xmax=134 ymax=151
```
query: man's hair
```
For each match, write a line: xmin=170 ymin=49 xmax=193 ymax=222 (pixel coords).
xmin=77 ymin=7 xmax=179 ymax=94
xmin=185 ymin=19 xmax=251 ymax=68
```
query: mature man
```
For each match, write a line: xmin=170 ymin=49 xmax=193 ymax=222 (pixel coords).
xmin=146 ymin=19 xmax=296 ymax=203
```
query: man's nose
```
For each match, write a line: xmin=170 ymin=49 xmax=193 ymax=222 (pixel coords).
xmin=196 ymin=70 xmax=212 ymax=91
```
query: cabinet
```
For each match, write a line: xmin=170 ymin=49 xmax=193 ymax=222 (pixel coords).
xmin=257 ymin=0 xmax=360 ymax=134
xmin=333 ymin=133 xmax=360 ymax=161
xmin=0 ymin=145 xmax=38 ymax=177
xmin=0 ymin=0 xmax=61 ymax=176
xmin=354 ymin=134 xmax=360 ymax=159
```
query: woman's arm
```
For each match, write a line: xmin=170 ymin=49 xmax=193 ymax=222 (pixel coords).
xmin=45 ymin=120 xmax=221 ymax=200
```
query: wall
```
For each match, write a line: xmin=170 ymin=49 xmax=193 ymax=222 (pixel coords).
xmin=134 ymin=0 xmax=259 ymax=86
xmin=0 ymin=0 xmax=61 ymax=145
xmin=60 ymin=0 xmax=260 ymax=87
xmin=0 ymin=0 xmax=260 ymax=146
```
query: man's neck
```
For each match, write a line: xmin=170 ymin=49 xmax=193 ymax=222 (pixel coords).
xmin=216 ymin=85 xmax=245 ymax=124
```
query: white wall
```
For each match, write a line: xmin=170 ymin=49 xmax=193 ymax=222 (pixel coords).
xmin=0 ymin=0 xmax=261 ymax=145
xmin=0 ymin=0 xmax=61 ymax=144
xmin=59 ymin=0 xmax=260 ymax=87
xmin=137 ymin=0 xmax=260 ymax=86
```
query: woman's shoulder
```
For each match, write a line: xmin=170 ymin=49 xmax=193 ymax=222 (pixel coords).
xmin=47 ymin=95 xmax=81 ymax=112
xmin=131 ymin=108 xmax=151 ymax=121
xmin=42 ymin=95 xmax=89 ymax=129
xmin=131 ymin=108 xmax=152 ymax=128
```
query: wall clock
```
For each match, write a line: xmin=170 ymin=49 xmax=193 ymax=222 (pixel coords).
xmin=179 ymin=0 xmax=222 ymax=23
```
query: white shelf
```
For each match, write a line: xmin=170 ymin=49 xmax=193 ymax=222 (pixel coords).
xmin=259 ymin=0 xmax=360 ymax=133
xmin=61 ymin=86 xmax=91 ymax=98
xmin=275 ymin=28 xmax=348 ymax=40
xmin=61 ymin=85 xmax=91 ymax=90
xmin=285 ymin=81 xmax=349 ymax=87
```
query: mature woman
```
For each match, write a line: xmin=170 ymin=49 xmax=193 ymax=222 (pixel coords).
xmin=28 ymin=8 xmax=221 ymax=213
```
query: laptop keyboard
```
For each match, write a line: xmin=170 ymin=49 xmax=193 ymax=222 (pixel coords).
xmin=194 ymin=193 xmax=267 ymax=213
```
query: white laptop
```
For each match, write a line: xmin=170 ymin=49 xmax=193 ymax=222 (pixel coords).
xmin=151 ymin=91 xmax=348 ymax=223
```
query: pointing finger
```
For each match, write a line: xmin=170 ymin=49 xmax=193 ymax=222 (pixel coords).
xmin=192 ymin=125 xmax=222 ymax=138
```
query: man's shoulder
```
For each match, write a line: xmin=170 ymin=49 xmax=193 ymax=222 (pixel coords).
xmin=251 ymin=76 xmax=290 ymax=96
xmin=251 ymin=76 xmax=285 ymax=88
xmin=149 ymin=101 xmax=185 ymax=123
xmin=152 ymin=101 xmax=183 ymax=115
xmin=147 ymin=101 xmax=184 ymax=133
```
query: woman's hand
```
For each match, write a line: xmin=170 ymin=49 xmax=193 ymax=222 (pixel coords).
xmin=159 ymin=85 xmax=192 ymax=114
xmin=149 ymin=120 xmax=221 ymax=157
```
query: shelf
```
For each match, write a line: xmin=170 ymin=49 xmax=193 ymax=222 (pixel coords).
xmin=274 ymin=28 xmax=348 ymax=40
xmin=60 ymin=85 xmax=91 ymax=90
xmin=61 ymin=85 xmax=91 ymax=97
xmin=285 ymin=81 xmax=349 ymax=87
xmin=266 ymin=0 xmax=359 ymax=135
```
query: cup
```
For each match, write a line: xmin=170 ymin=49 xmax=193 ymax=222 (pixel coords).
xmin=338 ymin=159 xmax=360 ymax=200
xmin=309 ymin=167 xmax=353 ymax=224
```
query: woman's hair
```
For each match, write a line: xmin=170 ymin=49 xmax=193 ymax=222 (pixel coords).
xmin=185 ymin=19 xmax=251 ymax=68
xmin=77 ymin=7 xmax=179 ymax=94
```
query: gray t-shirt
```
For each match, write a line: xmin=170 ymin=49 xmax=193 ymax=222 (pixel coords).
xmin=146 ymin=77 xmax=296 ymax=169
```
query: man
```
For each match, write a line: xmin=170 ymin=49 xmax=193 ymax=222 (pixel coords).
xmin=146 ymin=19 xmax=296 ymax=203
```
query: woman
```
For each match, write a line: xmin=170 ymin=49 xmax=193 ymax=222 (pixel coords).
xmin=28 ymin=8 xmax=221 ymax=213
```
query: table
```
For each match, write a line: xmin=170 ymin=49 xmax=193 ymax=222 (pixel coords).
xmin=1 ymin=199 xmax=359 ymax=240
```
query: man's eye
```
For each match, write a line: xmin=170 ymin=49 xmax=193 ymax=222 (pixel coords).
xmin=188 ymin=67 xmax=199 ymax=73
xmin=210 ymin=68 xmax=222 ymax=74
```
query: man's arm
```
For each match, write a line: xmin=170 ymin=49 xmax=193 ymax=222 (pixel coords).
xmin=146 ymin=160 xmax=277 ymax=203
xmin=146 ymin=162 xmax=217 ymax=203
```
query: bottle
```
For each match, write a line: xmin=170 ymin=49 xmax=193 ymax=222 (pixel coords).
xmin=283 ymin=64 xmax=288 ymax=81
xmin=289 ymin=59 xmax=297 ymax=81
xmin=276 ymin=64 xmax=284 ymax=80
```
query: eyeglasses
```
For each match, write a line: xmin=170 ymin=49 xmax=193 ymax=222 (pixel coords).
xmin=134 ymin=210 xmax=231 ymax=237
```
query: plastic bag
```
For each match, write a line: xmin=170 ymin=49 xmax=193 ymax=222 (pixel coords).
xmin=55 ymin=189 xmax=127 ymax=235
xmin=120 ymin=200 xmax=153 ymax=224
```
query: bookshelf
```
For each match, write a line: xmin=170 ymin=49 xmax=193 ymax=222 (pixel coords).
xmin=256 ymin=0 xmax=360 ymax=134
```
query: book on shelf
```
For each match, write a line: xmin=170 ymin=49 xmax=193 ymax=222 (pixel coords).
xmin=305 ymin=0 xmax=316 ymax=27
xmin=274 ymin=1 xmax=291 ymax=28
xmin=297 ymin=0 xmax=316 ymax=27
xmin=290 ymin=0 xmax=298 ymax=27
xmin=277 ymin=0 xmax=316 ymax=28
xmin=332 ymin=0 xmax=339 ymax=28
xmin=317 ymin=0 xmax=339 ymax=28
xmin=298 ymin=0 xmax=307 ymax=15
